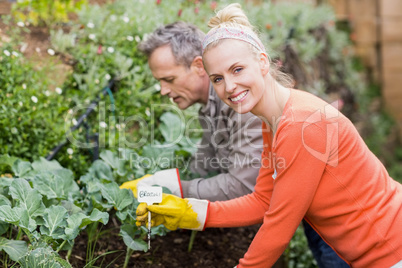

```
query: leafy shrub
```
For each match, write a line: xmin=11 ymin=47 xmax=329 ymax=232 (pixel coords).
xmin=12 ymin=0 xmax=88 ymax=26
xmin=0 ymin=44 xmax=69 ymax=172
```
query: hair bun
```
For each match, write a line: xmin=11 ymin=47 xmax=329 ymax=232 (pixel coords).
xmin=208 ymin=3 xmax=253 ymax=30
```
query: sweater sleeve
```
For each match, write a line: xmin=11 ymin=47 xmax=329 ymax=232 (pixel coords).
xmin=207 ymin=122 xmax=331 ymax=267
xmin=205 ymin=148 xmax=275 ymax=226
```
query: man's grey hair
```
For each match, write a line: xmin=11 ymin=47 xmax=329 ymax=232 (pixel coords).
xmin=138 ymin=21 xmax=205 ymax=68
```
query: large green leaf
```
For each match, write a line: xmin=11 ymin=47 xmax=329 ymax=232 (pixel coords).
xmin=12 ymin=159 xmax=32 ymax=177
xmin=63 ymin=213 xmax=87 ymax=241
xmin=0 ymin=194 xmax=11 ymax=206
xmin=87 ymin=159 xmax=113 ymax=182
xmin=100 ymin=150 xmax=126 ymax=176
xmin=0 ymin=205 xmax=21 ymax=224
xmin=40 ymin=206 xmax=67 ymax=239
xmin=82 ymin=208 xmax=109 ymax=227
xmin=18 ymin=246 xmax=72 ymax=268
xmin=120 ymin=224 xmax=148 ymax=252
xmin=159 ymin=112 xmax=185 ymax=144
xmin=0 ymin=220 xmax=9 ymax=236
xmin=141 ymin=143 xmax=179 ymax=170
xmin=62 ymin=208 xmax=109 ymax=241
xmin=0 ymin=154 xmax=18 ymax=168
xmin=9 ymin=178 xmax=45 ymax=218
xmin=32 ymin=171 xmax=79 ymax=200
xmin=100 ymin=182 xmax=134 ymax=211
xmin=0 ymin=237 xmax=28 ymax=261
xmin=31 ymin=157 xmax=63 ymax=171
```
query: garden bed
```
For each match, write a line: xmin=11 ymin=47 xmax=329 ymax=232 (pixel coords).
xmin=62 ymin=222 xmax=266 ymax=268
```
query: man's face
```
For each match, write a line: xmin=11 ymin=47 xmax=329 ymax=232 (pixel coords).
xmin=148 ymin=45 xmax=208 ymax=110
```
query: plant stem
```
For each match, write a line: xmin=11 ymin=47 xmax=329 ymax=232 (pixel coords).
xmin=15 ymin=227 xmax=22 ymax=240
xmin=56 ymin=240 xmax=67 ymax=253
xmin=123 ymin=248 xmax=133 ymax=268
xmin=188 ymin=230 xmax=198 ymax=252
xmin=66 ymin=248 xmax=73 ymax=262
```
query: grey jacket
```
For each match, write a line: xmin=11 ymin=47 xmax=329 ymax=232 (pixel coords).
xmin=181 ymin=84 xmax=264 ymax=201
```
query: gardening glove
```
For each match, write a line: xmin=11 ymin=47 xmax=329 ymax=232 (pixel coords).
xmin=120 ymin=168 xmax=183 ymax=198
xmin=136 ymin=193 xmax=209 ymax=231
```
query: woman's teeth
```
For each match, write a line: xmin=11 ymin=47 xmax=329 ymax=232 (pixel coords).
xmin=230 ymin=91 xmax=248 ymax=102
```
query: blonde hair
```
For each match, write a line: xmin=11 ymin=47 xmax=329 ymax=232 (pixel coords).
xmin=208 ymin=3 xmax=254 ymax=30
xmin=205 ymin=3 xmax=294 ymax=88
xmin=205 ymin=3 xmax=259 ymax=53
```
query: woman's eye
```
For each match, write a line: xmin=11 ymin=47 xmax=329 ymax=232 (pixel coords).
xmin=234 ymin=67 xmax=243 ymax=73
xmin=213 ymin=77 xmax=223 ymax=83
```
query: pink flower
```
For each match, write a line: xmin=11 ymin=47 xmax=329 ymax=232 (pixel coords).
xmin=156 ymin=0 xmax=161 ymax=5
xmin=97 ymin=45 xmax=102 ymax=55
xmin=210 ymin=1 xmax=217 ymax=10
xmin=178 ymin=9 xmax=182 ymax=17
xmin=194 ymin=7 xmax=199 ymax=14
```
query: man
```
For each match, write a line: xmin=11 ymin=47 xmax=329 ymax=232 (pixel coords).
xmin=122 ymin=21 xmax=349 ymax=267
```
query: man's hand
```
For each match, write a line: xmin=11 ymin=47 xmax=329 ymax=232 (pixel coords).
xmin=120 ymin=168 xmax=183 ymax=198
xmin=136 ymin=193 xmax=209 ymax=231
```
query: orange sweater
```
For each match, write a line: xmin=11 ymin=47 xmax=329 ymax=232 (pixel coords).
xmin=206 ymin=89 xmax=402 ymax=267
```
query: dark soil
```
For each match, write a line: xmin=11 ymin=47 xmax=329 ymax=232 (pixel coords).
xmin=59 ymin=220 xmax=285 ymax=268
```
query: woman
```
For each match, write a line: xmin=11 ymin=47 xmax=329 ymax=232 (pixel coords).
xmin=136 ymin=3 xmax=402 ymax=267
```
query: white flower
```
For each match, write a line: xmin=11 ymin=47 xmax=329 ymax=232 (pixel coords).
xmin=44 ymin=90 xmax=51 ymax=96
xmin=135 ymin=36 xmax=141 ymax=42
xmin=95 ymin=79 xmax=100 ymax=84
xmin=31 ymin=96 xmax=38 ymax=103
xmin=105 ymin=73 xmax=111 ymax=80
xmin=55 ymin=87 xmax=62 ymax=94
xmin=99 ymin=121 xmax=107 ymax=128
xmin=19 ymin=101 xmax=23 ymax=106
xmin=20 ymin=43 xmax=28 ymax=53
xmin=110 ymin=15 xmax=117 ymax=21
xmin=35 ymin=47 xmax=41 ymax=53
xmin=67 ymin=148 xmax=74 ymax=155
xmin=87 ymin=22 xmax=95 ymax=28
xmin=17 ymin=21 xmax=25 ymax=27
xmin=126 ymin=35 xmax=134 ymax=41
xmin=3 ymin=50 xmax=10 ymax=56
xmin=123 ymin=16 xmax=129 ymax=23
xmin=88 ymin=34 xmax=96 ymax=40
xmin=107 ymin=47 xmax=114 ymax=53
xmin=154 ymin=84 xmax=161 ymax=91
xmin=12 ymin=51 xmax=19 ymax=57
xmin=47 ymin=48 xmax=55 ymax=56
xmin=11 ymin=127 xmax=18 ymax=134
xmin=22 ymin=84 xmax=26 ymax=89
xmin=72 ymin=119 xmax=78 ymax=125
xmin=145 ymin=108 xmax=151 ymax=117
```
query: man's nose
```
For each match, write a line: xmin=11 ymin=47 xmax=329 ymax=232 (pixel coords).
xmin=160 ymin=82 xmax=170 ymax=96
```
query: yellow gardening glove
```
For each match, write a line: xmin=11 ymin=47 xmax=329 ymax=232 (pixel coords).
xmin=120 ymin=174 xmax=152 ymax=198
xmin=120 ymin=169 xmax=183 ymax=198
xmin=136 ymin=193 xmax=209 ymax=231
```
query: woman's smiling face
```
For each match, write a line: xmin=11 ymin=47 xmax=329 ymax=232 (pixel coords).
xmin=203 ymin=40 xmax=269 ymax=115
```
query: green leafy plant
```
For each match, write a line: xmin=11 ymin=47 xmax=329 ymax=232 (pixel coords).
xmin=12 ymin=0 xmax=88 ymax=26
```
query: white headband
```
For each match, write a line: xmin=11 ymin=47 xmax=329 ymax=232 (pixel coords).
xmin=202 ymin=26 xmax=266 ymax=54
